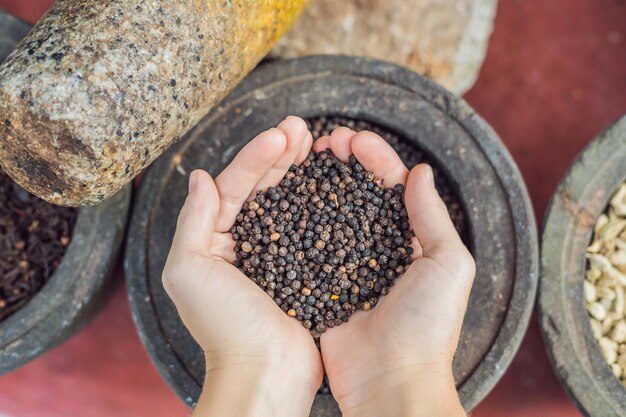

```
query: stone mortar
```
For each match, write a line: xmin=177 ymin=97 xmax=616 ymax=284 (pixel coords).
xmin=539 ymin=114 xmax=626 ymax=417
xmin=125 ymin=56 xmax=538 ymax=414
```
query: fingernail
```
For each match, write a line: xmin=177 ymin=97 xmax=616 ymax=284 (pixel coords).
xmin=424 ymin=164 xmax=435 ymax=187
xmin=188 ymin=171 xmax=199 ymax=194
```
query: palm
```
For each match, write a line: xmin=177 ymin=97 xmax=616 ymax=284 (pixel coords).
xmin=163 ymin=117 xmax=322 ymax=384
xmin=191 ymin=253 xmax=313 ymax=347
xmin=203 ymin=229 xmax=317 ymax=354
xmin=320 ymin=257 xmax=464 ymax=399
xmin=312 ymin=126 xmax=475 ymax=407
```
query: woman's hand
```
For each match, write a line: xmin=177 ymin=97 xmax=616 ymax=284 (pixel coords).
xmin=162 ymin=116 xmax=321 ymax=417
xmin=162 ymin=115 xmax=475 ymax=417
xmin=314 ymin=129 xmax=475 ymax=417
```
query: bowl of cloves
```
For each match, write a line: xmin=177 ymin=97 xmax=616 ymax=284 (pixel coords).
xmin=125 ymin=55 xmax=538 ymax=415
xmin=539 ymin=113 xmax=626 ymax=417
xmin=0 ymin=171 xmax=131 ymax=374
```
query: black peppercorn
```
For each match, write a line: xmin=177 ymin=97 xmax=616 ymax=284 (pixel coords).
xmin=232 ymin=149 xmax=413 ymax=337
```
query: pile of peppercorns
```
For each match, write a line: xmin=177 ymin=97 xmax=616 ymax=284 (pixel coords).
xmin=307 ymin=116 xmax=468 ymax=243
xmin=232 ymin=150 xmax=414 ymax=337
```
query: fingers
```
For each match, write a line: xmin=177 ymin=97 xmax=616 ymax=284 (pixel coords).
xmin=254 ymin=116 xmax=310 ymax=193
xmin=313 ymin=135 xmax=330 ymax=152
xmin=329 ymin=127 xmax=356 ymax=162
xmin=405 ymin=164 xmax=475 ymax=278
xmin=296 ymin=131 xmax=313 ymax=164
xmin=214 ymin=128 xmax=286 ymax=232
xmin=312 ymin=126 xmax=357 ymax=160
xmin=314 ymin=129 xmax=408 ymax=189
xmin=351 ymin=131 xmax=409 ymax=188
xmin=168 ymin=170 xmax=220 ymax=259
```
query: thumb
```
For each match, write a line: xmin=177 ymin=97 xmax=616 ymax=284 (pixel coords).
xmin=169 ymin=169 xmax=220 ymax=259
xmin=397 ymin=164 xmax=476 ymax=342
xmin=404 ymin=164 xmax=475 ymax=283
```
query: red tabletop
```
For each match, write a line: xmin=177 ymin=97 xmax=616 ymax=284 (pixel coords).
xmin=1 ymin=1 xmax=625 ymax=416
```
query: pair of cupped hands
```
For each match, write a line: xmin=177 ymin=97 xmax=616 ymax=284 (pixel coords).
xmin=162 ymin=116 xmax=475 ymax=417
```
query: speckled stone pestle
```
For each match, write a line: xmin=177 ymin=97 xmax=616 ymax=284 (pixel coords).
xmin=0 ymin=0 xmax=307 ymax=206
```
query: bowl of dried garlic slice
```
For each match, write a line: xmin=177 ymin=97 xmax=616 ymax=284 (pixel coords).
xmin=540 ymin=113 xmax=626 ymax=417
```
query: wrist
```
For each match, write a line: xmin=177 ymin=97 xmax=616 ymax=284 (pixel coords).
xmin=194 ymin=356 xmax=319 ymax=417
xmin=338 ymin=363 xmax=465 ymax=417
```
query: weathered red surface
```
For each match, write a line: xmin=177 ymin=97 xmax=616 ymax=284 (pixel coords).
xmin=0 ymin=1 xmax=54 ymax=23
xmin=1 ymin=1 xmax=626 ymax=416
